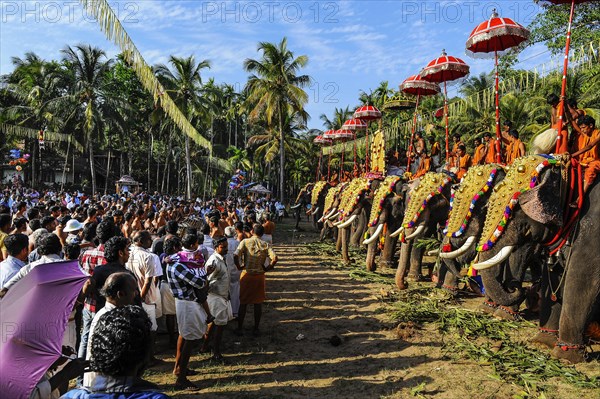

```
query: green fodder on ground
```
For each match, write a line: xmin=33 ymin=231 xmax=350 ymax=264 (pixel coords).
xmin=303 ymin=240 xmax=600 ymax=399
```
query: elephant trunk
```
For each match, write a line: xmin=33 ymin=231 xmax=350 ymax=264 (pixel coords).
xmin=350 ymin=210 xmax=367 ymax=247
xmin=478 ymin=265 xmax=525 ymax=307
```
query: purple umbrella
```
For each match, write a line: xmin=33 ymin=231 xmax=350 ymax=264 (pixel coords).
xmin=0 ymin=260 xmax=88 ymax=399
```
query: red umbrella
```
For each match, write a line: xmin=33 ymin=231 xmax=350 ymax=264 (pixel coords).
xmin=314 ymin=135 xmax=332 ymax=181
xmin=400 ymin=74 xmax=441 ymax=171
xmin=541 ymin=0 xmax=598 ymax=153
xmin=353 ymin=105 xmax=382 ymax=173
xmin=420 ymin=50 xmax=470 ymax=162
xmin=466 ymin=9 xmax=530 ymax=163
xmin=342 ymin=118 xmax=368 ymax=130
xmin=353 ymin=105 xmax=382 ymax=120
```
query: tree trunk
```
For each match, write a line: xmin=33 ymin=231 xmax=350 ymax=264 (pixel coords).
xmin=148 ymin=132 xmax=152 ymax=193
xmin=128 ymin=134 xmax=133 ymax=175
xmin=104 ymin=145 xmax=112 ymax=195
xmin=278 ymin=104 xmax=285 ymax=203
xmin=120 ymin=151 xmax=124 ymax=177
xmin=31 ymin=138 xmax=37 ymax=188
xmin=89 ymin=141 xmax=96 ymax=195
xmin=185 ymin=133 xmax=192 ymax=199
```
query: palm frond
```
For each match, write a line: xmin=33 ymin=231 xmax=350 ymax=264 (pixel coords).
xmin=79 ymin=0 xmax=211 ymax=150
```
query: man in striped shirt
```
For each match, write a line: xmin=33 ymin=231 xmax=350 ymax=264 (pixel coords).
xmin=165 ymin=236 xmax=213 ymax=391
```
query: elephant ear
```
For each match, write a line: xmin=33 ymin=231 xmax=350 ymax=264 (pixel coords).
xmin=519 ymin=168 xmax=563 ymax=226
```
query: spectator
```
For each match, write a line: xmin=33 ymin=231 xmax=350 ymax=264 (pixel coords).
xmin=0 ymin=233 xmax=29 ymax=289
xmin=62 ymin=306 xmax=169 ymax=399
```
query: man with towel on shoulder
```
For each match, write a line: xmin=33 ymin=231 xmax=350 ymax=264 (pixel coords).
xmin=233 ymin=224 xmax=278 ymax=336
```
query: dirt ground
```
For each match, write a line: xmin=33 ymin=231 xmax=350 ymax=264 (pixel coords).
xmin=145 ymin=218 xmax=599 ymax=399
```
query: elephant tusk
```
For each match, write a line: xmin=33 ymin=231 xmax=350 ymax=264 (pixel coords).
xmin=362 ymin=224 xmax=384 ymax=245
xmin=439 ymin=236 xmax=476 ymax=259
xmin=318 ymin=208 xmax=334 ymax=222
xmin=427 ymin=249 xmax=440 ymax=256
xmin=389 ymin=226 xmax=404 ymax=238
xmin=290 ymin=203 xmax=301 ymax=210
xmin=337 ymin=214 xmax=357 ymax=229
xmin=312 ymin=207 xmax=319 ymax=215
xmin=404 ymin=225 xmax=426 ymax=240
xmin=328 ymin=211 xmax=340 ymax=221
xmin=472 ymin=246 xmax=514 ymax=271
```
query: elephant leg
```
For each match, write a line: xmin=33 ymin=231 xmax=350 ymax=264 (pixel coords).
xmin=335 ymin=228 xmax=342 ymax=252
xmin=439 ymin=259 xmax=460 ymax=295
xmin=407 ymin=245 xmax=425 ymax=281
xmin=395 ymin=241 xmax=413 ymax=290
xmin=531 ymin=262 xmax=562 ymax=348
xmin=378 ymin=233 xmax=398 ymax=270
xmin=551 ymin=264 xmax=600 ymax=363
xmin=341 ymin=228 xmax=352 ymax=264
xmin=477 ymin=296 xmax=499 ymax=315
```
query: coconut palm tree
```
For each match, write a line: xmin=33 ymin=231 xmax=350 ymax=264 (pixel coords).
xmin=244 ymin=37 xmax=311 ymax=202
xmin=60 ymin=44 xmax=117 ymax=194
xmin=155 ymin=55 xmax=211 ymax=199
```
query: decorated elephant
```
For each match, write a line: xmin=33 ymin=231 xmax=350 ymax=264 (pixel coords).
xmin=318 ymin=182 xmax=349 ymax=242
xmin=333 ymin=177 xmax=377 ymax=264
xmin=471 ymin=156 xmax=560 ymax=321
xmin=437 ymin=164 xmax=506 ymax=295
xmin=471 ymin=155 xmax=600 ymax=363
xmin=363 ymin=175 xmax=408 ymax=271
xmin=395 ymin=172 xmax=454 ymax=290
xmin=307 ymin=181 xmax=333 ymax=230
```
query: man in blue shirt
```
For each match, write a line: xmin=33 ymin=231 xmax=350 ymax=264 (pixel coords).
xmin=0 ymin=233 xmax=28 ymax=289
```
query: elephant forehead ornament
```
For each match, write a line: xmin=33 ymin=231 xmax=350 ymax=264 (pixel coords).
xmin=401 ymin=172 xmax=453 ymax=229
xmin=444 ymin=164 xmax=500 ymax=238
xmin=368 ymin=175 xmax=402 ymax=227
xmin=477 ymin=155 xmax=558 ymax=252
xmin=323 ymin=183 xmax=346 ymax=215
xmin=338 ymin=177 xmax=372 ymax=219
xmin=311 ymin=181 xmax=329 ymax=206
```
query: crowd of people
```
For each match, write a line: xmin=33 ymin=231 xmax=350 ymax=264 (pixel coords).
xmin=0 ymin=190 xmax=280 ymax=396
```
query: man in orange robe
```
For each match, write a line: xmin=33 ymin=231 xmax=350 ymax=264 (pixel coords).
xmin=454 ymin=144 xmax=472 ymax=179
xmin=472 ymin=137 xmax=486 ymax=165
xmin=572 ymin=115 xmax=600 ymax=193
xmin=483 ymin=133 xmax=498 ymax=164
xmin=505 ymin=129 xmax=525 ymax=165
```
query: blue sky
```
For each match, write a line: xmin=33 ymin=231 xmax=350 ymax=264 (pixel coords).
xmin=1 ymin=1 xmax=553 ymax=130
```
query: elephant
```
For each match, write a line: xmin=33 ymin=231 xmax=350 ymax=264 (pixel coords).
xmin=470 ymin=157 xmax=562 ymax=323
xmin=333 ymin=177 xmax=379 ymax=264
xmin=471 ymin=155 xmax=600 ymax=363
xmin=437 ymin=165 xmax=506 ymax=296
xmin=394 ymin=172 xmax=454 ymax=290
xmin=317 ymin=182 xmax=349 ymax=243
xmin=363 ymin=176 xmax=409 ymax=272
xmin=306 ymin=181 xmax=333 ymax=230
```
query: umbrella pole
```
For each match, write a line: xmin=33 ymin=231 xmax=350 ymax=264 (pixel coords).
xmin=316 ymin=148 xmax=323 ymax=181
xmin=494 ymin=50 xmax=502 ymax=164
xmin=340 ymin=142 xmax=345 ymax=179
xmin=444 ymin=81 xmax=449 ymax=163
xmin=353 ymin=138 xmax=357 ymax=175
xmin=365 ymin=126 xmax=370 ymax=173
xmin=555 ymin=0 xmax=576 ymax=154
xmin=406 ymin=94 xmax=421 ymax=171
xmin=327 ymin=146 xmax=332 ymax=181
